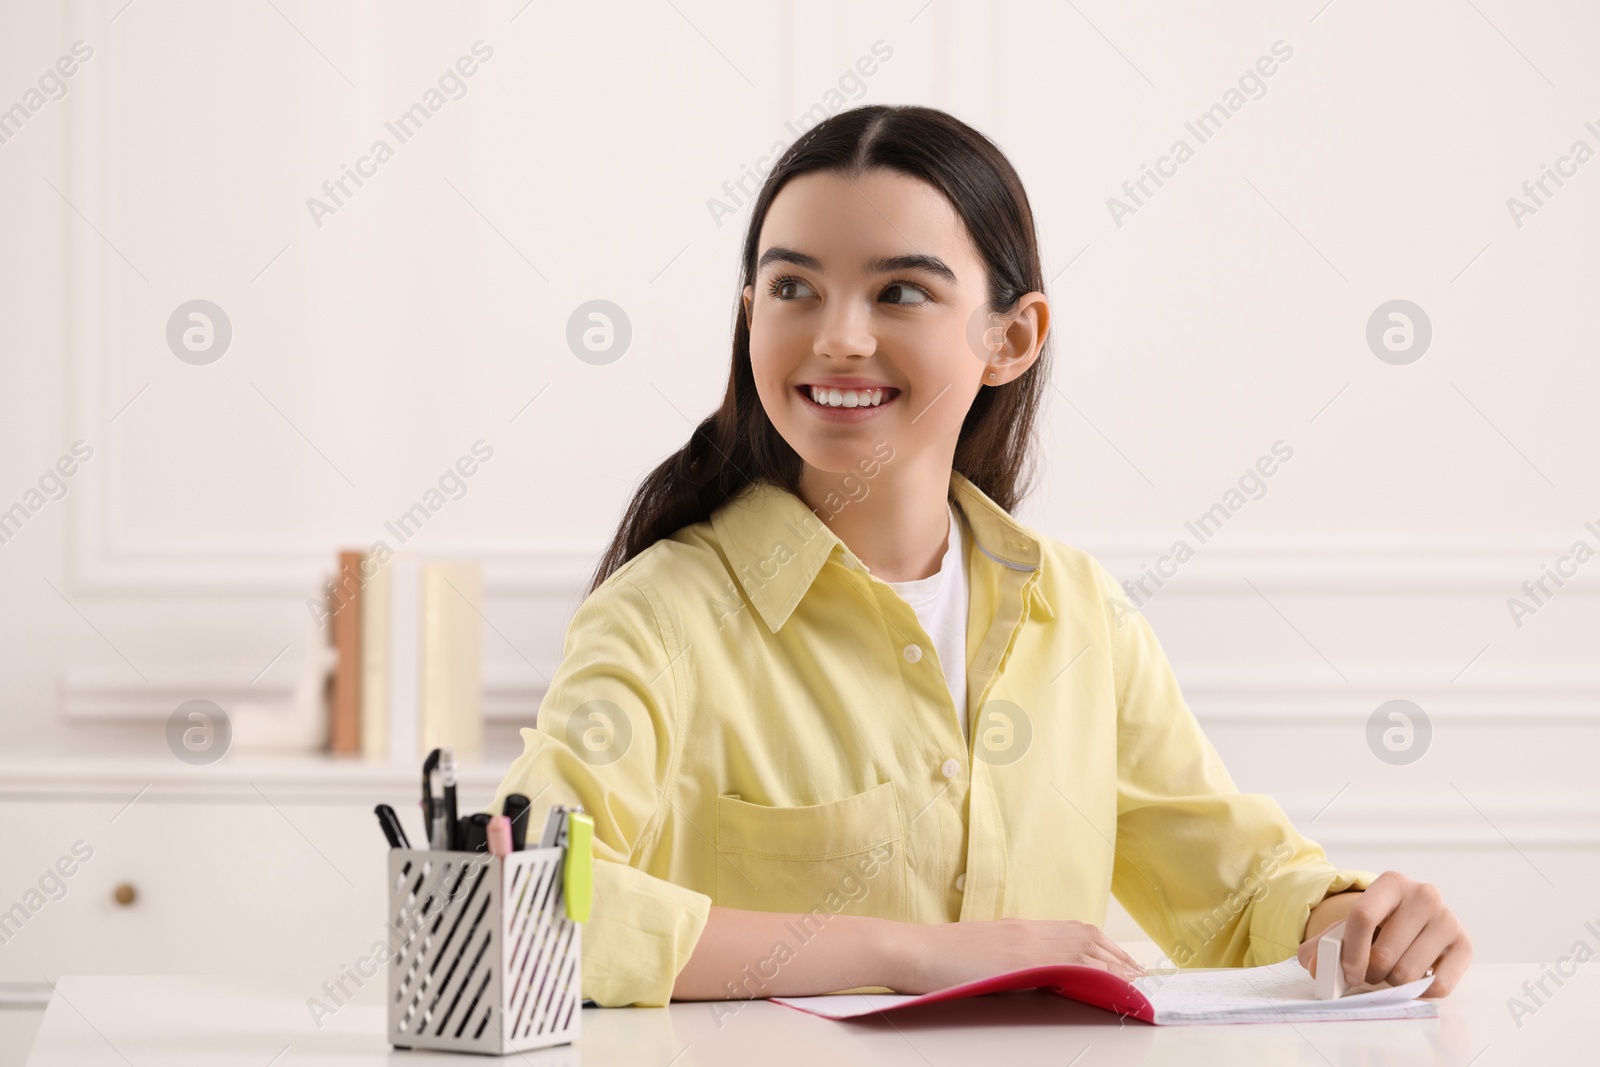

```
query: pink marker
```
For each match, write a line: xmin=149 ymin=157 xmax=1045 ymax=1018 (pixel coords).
xmin=487 ymin=815 xmax=513 ymax=858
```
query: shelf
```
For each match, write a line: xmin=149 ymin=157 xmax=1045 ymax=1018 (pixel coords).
xmin=0 ymin=751 xmax=522 ymax=804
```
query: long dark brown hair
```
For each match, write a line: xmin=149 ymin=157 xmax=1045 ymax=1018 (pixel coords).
xmin=589 ymin=104 xmax=1051 ymax=594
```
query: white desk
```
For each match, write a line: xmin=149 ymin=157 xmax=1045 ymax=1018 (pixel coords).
xmin=21 ymin=967 xmax=1595 ymax=1065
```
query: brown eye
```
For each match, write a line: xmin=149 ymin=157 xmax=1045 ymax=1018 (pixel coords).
xmin=767 ymin=276 xmax=816 ymax=300
xmin=882 ymin=281 xmax=931 ymax=305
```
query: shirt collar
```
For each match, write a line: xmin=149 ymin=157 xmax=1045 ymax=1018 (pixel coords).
xmin=708 ymin=470 xmax=1055 ymax=633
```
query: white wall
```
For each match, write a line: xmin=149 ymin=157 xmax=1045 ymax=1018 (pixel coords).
xmin=1 ymin=0 xmax=1596 ymax=966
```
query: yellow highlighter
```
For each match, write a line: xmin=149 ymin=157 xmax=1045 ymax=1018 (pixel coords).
xmin=535 ymin=804 xmax=595 ymax=922
xmin=563 ymin=811 xmax=594 ymax=922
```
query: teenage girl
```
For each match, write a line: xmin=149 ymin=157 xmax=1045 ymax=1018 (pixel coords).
xmin=489 ymin=104 xmax=1471 ymax=1008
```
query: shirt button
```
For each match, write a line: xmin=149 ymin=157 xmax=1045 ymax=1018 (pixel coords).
xmin=955 ymin=873 xmax=966 ymax=891
xmin=940 ymin=758 xmax=960 ymax=779
xmin=903 ymin=644 xmax=923 ymax=663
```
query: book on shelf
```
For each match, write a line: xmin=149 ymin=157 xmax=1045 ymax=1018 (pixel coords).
xmin=337 ymin=550 xmax=483 ymax=764
xmin=419 ymin=560 xmax=483 ymax=761
xmin=327 ymin=549 xmax=364 ymax=756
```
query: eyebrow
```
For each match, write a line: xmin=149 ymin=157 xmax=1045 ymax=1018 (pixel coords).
xmin=755 ymin=246 xmax=957 ymax=284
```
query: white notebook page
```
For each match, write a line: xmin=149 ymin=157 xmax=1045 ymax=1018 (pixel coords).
xmin=1135 ymin=960 xmax=1437 ymax=1024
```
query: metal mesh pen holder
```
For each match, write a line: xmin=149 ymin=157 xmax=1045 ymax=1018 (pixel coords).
xmin=386 ymin=840 xmax=582 ymax=1055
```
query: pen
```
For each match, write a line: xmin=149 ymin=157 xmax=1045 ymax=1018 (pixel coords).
xmin=502 ymin=793 xmax=531 ymax=852
xmin=373 ymin=803 xmax=411 ymax=849
xmin=421 ymin=748 xmax=442 ymax=843
xmin=439 ymin=748 xmax=460 ymax=851
xmin=428 ymin=768 xmax=447 ymax=849
xmin=457 ymin=812 xmax=492 ymax=853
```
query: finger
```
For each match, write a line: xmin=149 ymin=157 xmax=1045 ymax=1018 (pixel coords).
xmin=1419 ymin=938 xmax=1472 ymax=999
xmin=1061 ymin=941 xmax=1138 ymax=978
xmin=1363 ymin=893 xmax=1434 ymax=985
xmin=1067 ymin=953 xmax=1114 ymax=973
xmin=1087 ymin=943 xmax=1145 ymax=977
xmin=1395 ymin=908 xmax=1465 ymax=985
xmin=1090 ymin=934 xmax=1146 ymax=974
xmin=1051 ymin=923 xmax=1143 ymax=973
xmin=1341 ymin=876 xmax=1403 ymax=986
xmin=1388 ymin=918 xmax=1459 ymax=987
xmin=1300 ymin=939 xmax=1317 ymax=977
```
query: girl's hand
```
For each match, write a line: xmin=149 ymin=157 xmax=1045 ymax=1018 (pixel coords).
xmin=891 ymin=918 xmax=1147 ymax=994
xmin=1296 ymin=871 xmax=1472 ymax=998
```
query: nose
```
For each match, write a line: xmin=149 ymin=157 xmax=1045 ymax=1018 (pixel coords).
xmin=813 ymin=294 xmax=876 ymax=362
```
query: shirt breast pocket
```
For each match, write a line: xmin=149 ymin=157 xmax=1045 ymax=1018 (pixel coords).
xmin=714 ymin=780 xmax=907 ymax=921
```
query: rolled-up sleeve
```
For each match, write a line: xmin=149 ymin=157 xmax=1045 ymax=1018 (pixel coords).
xmin=1092 ymin=560 xmax=1375 ymax=968
xmin=487 ymin=573 xmax=711 ymax=1007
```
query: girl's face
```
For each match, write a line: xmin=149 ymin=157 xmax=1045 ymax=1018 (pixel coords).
xmin=742 ymin=169 xmax=1042 ymax=479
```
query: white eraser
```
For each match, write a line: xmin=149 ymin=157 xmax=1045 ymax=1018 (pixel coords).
xmin=1314 ymin=918 xmax=1349 ymax=1000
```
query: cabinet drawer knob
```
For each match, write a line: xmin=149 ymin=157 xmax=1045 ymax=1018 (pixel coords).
xmin=113 ymin=883 xmax=137 ymax=906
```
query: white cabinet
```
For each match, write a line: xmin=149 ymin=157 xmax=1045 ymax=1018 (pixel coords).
xmin=0 ymin=757 xmax=510 ymax=981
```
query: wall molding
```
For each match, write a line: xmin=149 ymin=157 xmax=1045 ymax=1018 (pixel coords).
xmin=60 ymin=659 xmax=558 ymax=722
xmin=64 ymin=532 xmax=1600 ymax=599
xmin=1274 ymin=789 xmax=1600 ymax=849
xmin=1175 ymin=662 xmax=1600 ymax=724
xmin=64 ymin=660 xmax=1600 ymax=726
xmin=1090 ymin=540 xmax=1600 ymax=597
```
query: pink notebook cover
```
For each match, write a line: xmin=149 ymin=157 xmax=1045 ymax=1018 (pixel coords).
xmin=772 ymin=965 xmax=1155 ymax=1023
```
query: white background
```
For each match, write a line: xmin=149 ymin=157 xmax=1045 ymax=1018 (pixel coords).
xmin=1 ymin=0 xmax=1596 ymax=970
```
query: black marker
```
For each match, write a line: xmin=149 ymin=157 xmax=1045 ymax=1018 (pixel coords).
xmin=374 ymin=803 xmax=410 ymax=849
xmin=502 ymin=794 xmax=531 ymax=851
xmin=420 ymin=748 xmax=442 ymax=842
xmin=457 ymin=812 xmax=492 ymax=853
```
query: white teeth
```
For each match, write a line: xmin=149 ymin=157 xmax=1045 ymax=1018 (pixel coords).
xmin=807 ymin=386 xmax=889 ymax=408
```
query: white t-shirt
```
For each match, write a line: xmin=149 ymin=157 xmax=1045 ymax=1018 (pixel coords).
xmin=883 ymin=502 xmax=970 ymax=736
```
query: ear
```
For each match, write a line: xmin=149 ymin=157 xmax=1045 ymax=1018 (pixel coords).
xmin=741 ymin=285 xmax=754 ymax=330
xmin=982 ymin=292 xmax=1049 ymax=386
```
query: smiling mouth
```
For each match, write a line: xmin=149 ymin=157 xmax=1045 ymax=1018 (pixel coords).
xmin=796 ymin=385 xmax=900 ymax=409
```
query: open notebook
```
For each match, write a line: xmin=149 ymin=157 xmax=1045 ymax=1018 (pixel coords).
xmin=771 ymin=958 xmax=1437 ymax=1026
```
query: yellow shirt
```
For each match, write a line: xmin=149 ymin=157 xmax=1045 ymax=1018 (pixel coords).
xmin=488 ymin=471 xmax=1374 ymax=1007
